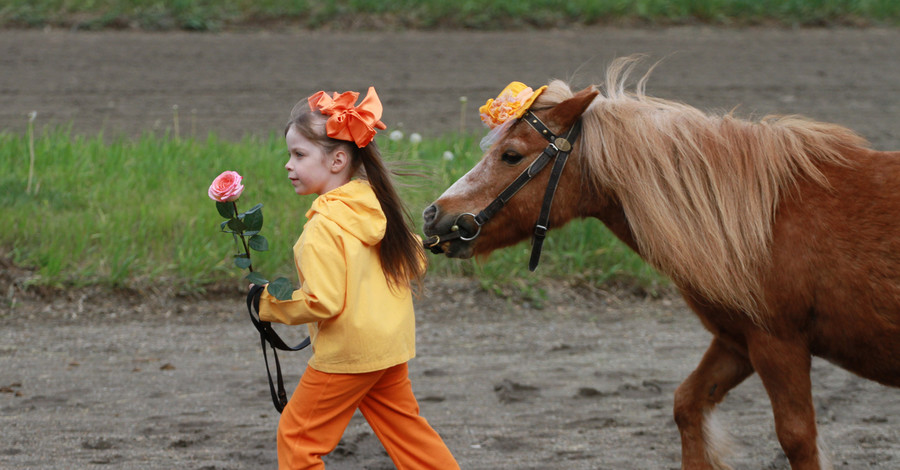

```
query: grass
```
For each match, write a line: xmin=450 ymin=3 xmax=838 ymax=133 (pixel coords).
xmin=0 ymin=120 xmax=666 ymax=298
xmin=1 ymin=0 xmax=898 ymax=30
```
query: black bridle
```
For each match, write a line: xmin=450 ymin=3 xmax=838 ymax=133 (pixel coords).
xmin=424 ymin=110 xmax=582 ymax=271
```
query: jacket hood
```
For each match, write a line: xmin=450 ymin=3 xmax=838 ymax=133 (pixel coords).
xmin=306 ymin=180 xmax=386 ymax=245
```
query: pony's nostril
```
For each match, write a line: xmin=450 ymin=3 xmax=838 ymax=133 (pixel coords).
xmin=423 ymin=204 xmax=438 ymax=225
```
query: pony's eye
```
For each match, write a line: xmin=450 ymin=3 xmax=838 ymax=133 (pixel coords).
xmin=501 ymin=150 xmax=525 ymax=165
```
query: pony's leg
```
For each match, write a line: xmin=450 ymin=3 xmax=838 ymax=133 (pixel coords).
xmin=747 ymin=333 xmax=830 ymax=470
xmin=674 ymin=337 xmax=753 ymax=470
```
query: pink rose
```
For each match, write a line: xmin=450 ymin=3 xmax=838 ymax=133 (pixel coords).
xmin=208 ymin=171 xmax=244 ymax=202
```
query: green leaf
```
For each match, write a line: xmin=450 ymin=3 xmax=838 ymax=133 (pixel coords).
xmin=227 ymin=217 xmax=246 ymax=232
xmin=248 ymin=234 xmax=268 ymax=252
xmin=220 ymin=220 xmax=229 ymax=231
xmin=243 ymin=230 xmax=260 ymax=237
xmin=246 ymin=272 xmax=268 ymax=285
xmin=268 ymin=277 xmax=293 ymax=301
xmin=216 ymin=201 xmax=235 ymax=218
xmin=242 ymin=206 xmax=263 ymax=231
xmin=234 ymin=255 xmax=252 ymax=269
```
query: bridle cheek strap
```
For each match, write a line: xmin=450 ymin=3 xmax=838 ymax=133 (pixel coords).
xmin=473 ymin=142 xmax=558 ymax=226
xmin=523 ymin=112 xmax=582 ymax=271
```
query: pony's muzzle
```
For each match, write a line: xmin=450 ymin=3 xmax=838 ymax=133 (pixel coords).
xmin=422 ymin=203 xmax=478 ymax=258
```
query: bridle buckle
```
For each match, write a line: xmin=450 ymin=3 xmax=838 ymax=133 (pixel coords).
xmin=553 ymin=137 xmax=572 ymax=152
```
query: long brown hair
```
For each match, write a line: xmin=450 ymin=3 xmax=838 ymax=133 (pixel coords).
xmin=286 ymin=104 xmax=427 ymax=291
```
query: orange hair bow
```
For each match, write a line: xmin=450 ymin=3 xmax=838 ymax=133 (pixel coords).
xmin=307 ymin=86 xmax=387 ymax=148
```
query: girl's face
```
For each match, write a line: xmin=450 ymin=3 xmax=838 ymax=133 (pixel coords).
xmin=284 ymin=125 xmax=349 ymax=196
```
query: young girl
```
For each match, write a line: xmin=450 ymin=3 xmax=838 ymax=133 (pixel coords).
xmin=252 ymin=87 xmax=459 ymax=470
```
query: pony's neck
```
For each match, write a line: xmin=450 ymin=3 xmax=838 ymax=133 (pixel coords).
xmin=589 ymin=197 xmax=641 ymax=254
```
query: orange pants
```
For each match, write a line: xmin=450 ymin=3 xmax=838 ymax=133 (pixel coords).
xmin=276 ymin=362 xmax=459 ymax=470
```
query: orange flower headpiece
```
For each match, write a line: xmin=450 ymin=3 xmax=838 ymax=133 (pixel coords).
xmin=308 ymin=86 xmax=387 ymax=148
xmin=479 ymin=81 xmax=547 ymax=129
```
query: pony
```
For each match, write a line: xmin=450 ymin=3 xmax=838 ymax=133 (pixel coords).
xmin=422 ymin=56 xmax=900 ymax=470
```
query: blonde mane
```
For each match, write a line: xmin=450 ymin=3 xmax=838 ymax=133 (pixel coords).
xmin=540 ymin=57 xmax=867 ymax=316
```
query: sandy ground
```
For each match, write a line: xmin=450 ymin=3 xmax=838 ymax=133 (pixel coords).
xmin=2 ymin=27 xmax=899 ymax=469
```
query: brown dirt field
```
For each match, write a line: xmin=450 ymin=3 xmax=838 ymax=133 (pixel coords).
xmin=2 ymin=27 xmax=899 ymax=469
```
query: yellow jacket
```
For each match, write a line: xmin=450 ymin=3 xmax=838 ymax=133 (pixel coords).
xmin=258 ymin=180 xmax=416 ymax=373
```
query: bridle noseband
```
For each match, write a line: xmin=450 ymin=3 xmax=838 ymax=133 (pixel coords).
xmin=424 ymin=110 xmax=582 ymax=271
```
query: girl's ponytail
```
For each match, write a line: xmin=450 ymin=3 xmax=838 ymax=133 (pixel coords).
xmin=355 ymin=144 xmax=427 ymax=292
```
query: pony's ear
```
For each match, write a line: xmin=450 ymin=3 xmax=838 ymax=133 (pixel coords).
xmin=547 ymin=86 xmax=599 ymax=129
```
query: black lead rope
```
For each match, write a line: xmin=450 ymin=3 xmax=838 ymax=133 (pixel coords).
xmin=246 ymin=285 xmax=310 ymax=413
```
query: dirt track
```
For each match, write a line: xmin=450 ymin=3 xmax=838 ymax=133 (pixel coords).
xmin=2 ymin=27 xmax=900 ymax=469
xmin=3 ymin=27 xmax=900 ymax=150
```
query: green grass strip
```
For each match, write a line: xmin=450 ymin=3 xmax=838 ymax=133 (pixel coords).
xmin=1 ymin=124 xmax=665 ymax=296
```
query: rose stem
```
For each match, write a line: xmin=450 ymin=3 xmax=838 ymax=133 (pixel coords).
xmin=233 ymin=201 xmax=253 ymax=272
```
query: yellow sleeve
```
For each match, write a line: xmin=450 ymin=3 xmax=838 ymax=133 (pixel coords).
xmin=258 ymin=219 xmax=347 ymax=325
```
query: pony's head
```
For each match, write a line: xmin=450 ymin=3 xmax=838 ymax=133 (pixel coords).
xmin=423 ymin=83 xmax=599 ymax=259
